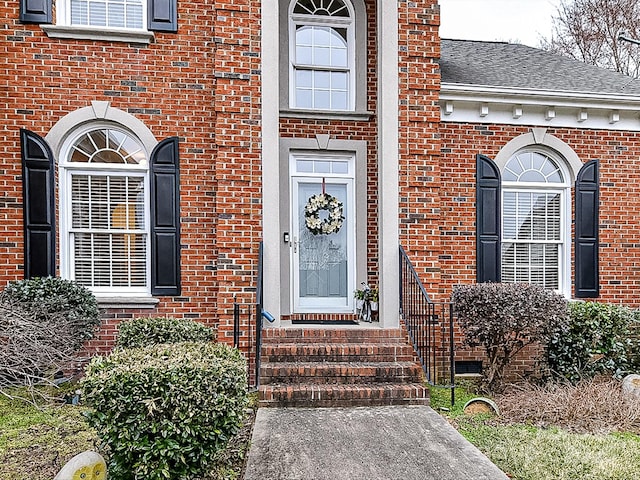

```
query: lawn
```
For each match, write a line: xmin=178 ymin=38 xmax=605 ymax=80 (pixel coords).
xmin=430 ymin=380 xmax=640 ymax=480
xmin=0 ymin=392 xmax=256 ymax=480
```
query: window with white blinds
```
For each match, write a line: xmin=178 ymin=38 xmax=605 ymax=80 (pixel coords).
xmin=501 ymin=151 xmax=568 ymax=291
xmin=63 ymin=127 xmax=149 ymax=294
xmin=69 ymin=0 xmax=144 ymax=29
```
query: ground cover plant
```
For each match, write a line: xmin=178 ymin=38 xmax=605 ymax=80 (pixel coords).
xmin=431 ymin=378 xmax=640 ymax=480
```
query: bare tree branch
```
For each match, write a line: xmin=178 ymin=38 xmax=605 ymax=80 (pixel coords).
xmin=540 ymin=0 xmax=640 ymax=76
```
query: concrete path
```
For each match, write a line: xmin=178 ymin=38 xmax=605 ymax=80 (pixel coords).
xmin=243 ymin=406 xmax=509 ymax=480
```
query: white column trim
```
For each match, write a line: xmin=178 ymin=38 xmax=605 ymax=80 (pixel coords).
xmin=377 ymin=0 xmax=399 ymax=328
xmin=262 ymin=0 xmax=282 ymax=326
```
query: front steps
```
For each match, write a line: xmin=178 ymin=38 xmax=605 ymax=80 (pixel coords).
xmin=258 ymin=327 xmax=429 ymax=408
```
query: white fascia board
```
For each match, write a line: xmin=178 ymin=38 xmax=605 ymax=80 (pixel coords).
xmin=441 ymin=83 xmax=640 ymax=131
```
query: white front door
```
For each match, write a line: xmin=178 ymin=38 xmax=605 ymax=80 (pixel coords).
xmin=291 ymin=154 xmax=355 ymax=313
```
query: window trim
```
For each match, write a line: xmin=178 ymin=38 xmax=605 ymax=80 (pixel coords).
xmin=500 ymin=148 xmax=572 ymax=296
xmin=58 ymin=123 xmax=152 ymax=297
xmin=279 ymin=0 xmax=369 ymax=116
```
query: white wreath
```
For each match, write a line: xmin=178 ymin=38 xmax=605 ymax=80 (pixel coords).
xmin=304 ymin=193 xmax=344 ymax=235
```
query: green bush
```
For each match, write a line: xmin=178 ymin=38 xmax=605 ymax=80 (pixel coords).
xmin=546 ymin=301 xmax=639 ymax=382
xmin=452 ymin=282 xmax=569 ymax=393
xmin=83 ymin=342 xmax=248 ymax=480
xmin=1 ymin=276 xmax=100 ymax=350
xmin=116 ymin=317 xmax=213 ymax=348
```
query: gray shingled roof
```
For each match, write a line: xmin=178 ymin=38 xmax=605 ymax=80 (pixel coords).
xmin=440 ymin=39 xmax=640 ymax=96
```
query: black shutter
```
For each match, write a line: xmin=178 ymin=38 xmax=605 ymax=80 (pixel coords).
xmin=19 ymin=0 xmax=52 ymax=24
xmin=575 ymin=159 xmax=599 ymax=298
xmin=476 ymin=154 xmax=501 ymax=283
xmin=20 ymin=129 xmax=55 ymax=279
xmin=150 ymin=137 xmax=181 ymax=296
xmin=148 ymin=0 xmax=178 ymax=32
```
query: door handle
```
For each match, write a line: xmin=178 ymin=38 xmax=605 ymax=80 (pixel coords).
xmin=293 ymin=236 xmax=298 ymax=253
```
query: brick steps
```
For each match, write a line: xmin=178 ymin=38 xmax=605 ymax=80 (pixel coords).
xmin=260 ymin=383 xmax=429 ymax=408
xmin=260 ymin=361 xmax=423 ymax=385
xmin=261 ymin=343 xmax=416 ymax=363
xmin=258 ymin=327 xmax=429 ymax=408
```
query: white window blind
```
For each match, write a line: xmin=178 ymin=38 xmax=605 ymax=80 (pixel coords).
xmin=501 ymin=151 xmax=567 ymax=291
xmin=71 ymin=174 xmax=147 ymax=288
xmin=70 ymin=0 xmax=144 ymax=29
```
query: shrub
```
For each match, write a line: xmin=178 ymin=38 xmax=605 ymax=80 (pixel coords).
xmin=452 ymin=283 xmax=569 ymax=393
xmin=1 ymin=277 xmax=100 ymax=350
xmin=546 ymin=301 xmax=638 ymax=383
xmin=116 ymin=316 xmax=213 ymax=348
xmin=83 ymin=342 xmax=248 ymax=480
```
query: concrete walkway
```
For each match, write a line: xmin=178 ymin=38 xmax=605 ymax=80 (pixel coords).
xmin=243 ymin=406 xmax=509 ymax=480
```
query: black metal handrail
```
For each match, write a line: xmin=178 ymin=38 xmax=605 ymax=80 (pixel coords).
xmin=254 ymin=241 xmax=264 ymax=389
xmin=399 ymin=246 xmax=456 ymax=405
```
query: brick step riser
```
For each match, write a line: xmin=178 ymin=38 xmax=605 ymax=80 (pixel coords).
xmin=259 ymin=398 xmax=430 ymax=408
xmin=260 ymin=364 xmax=424 ymax=385
xmin=262 ymin=337 xmax=407 ymax=345
xmin=259 ymin=384 xmax=429 ymax=408
xmin=262 ymin=354 xmax=416 ymax=363
xmin=261 ymin=330 xmax=407 ymax=344
xmin=260 ymin=375 xmax=423 ymax=385
xmin=261 ymin=347 xmax=416 ymax=363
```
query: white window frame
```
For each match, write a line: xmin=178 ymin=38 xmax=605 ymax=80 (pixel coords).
xmin=57 ymin=0 xmax=148 ymax=31
xmin=59 ymin=123 xmax=151 ymax=297
xmin=288 ymin=0 xmax=356 ymax=111
xmin=501 ymin=149 xmax=572 ymax=297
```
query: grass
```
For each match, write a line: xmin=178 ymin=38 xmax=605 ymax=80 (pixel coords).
xmin=0 ymin=390 xmax=257 ymax=480
xmin=0 ymin=395 xmax=98 ymax=479
xmin=429 ymin=380 xmax=640 ymax=480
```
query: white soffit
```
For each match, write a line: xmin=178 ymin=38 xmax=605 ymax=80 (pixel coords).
xmin=440 ymin=83 xmax=640 ymax=131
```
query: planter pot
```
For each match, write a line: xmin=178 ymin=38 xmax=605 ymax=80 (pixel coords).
xmin=356 ymin=299 xmax=364 ymax=310
xmin=370 ymin=302 xmax=378 ymax=311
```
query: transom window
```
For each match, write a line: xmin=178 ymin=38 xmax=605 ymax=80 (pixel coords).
xmin=66 ymin=0 xmax=145 ymax=29
xmin=61 ymin=127 xmax=149 ymax=295
xmin=290 ymin=0 xmax=354 ymax=111
xmin=501 ymin=151 xmax=569 ymax=291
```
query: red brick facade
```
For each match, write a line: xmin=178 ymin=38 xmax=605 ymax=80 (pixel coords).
xmin=1 ymin=0 xmax=639 ymax=379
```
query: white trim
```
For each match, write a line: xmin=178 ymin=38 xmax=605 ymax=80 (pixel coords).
xmin=42 ymin=25 xmax=154 ymax=44
xmin=290 ymin=154 xmax=356 ymax=314
xmin=58 ymin=123 xmax=152 ymax=297
xmin=288 ymin=1 xmax=356 ymax=111
xmin=377 ymin=0 xmax=399 ymax=328
xmin=494 ymin=130 xmax=582 ymax=183
xmin=498 ymin=146 xmax=574 ymax=298
xmin=441 ymin=83 xmax=640 ymax=131
xmin=262 ymin=0 xmax=282 ymax=326
xmin=46 ymin=102 xmax=157 ymax=159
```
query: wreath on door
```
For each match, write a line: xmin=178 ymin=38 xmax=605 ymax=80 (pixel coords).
xmin=304 ymin=193 xmax=344 ymax=235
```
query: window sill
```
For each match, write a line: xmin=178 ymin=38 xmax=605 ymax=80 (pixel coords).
xmin=41 ymin=25 xmax=155 ymax=45
xmin=280 ymin=109 xmax=373 ymax=121
xmin=97 ymin=296 xmax=159 ymax=309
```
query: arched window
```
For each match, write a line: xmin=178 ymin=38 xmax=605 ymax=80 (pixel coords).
xmin=60 ymin=125 xmax=150 ymax=295
xmin=289 ymin=0 xmax=355 ymax=111
xmin=501 ymin=150 xmax=570 ymax=292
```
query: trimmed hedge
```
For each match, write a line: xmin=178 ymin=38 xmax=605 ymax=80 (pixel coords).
xmin=1 ymin=276 xmax=100 ymax=350
xmin=116 ymin=317 xmax=213 ymax=348
xmin=83 ymin=342 xmax=248 ymax=480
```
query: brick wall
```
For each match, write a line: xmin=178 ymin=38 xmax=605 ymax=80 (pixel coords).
xmin=440 ymin=122 xmax=640 ymax=307
xmin=398 ymin=0 xmax=443 ymax=299
xmin=0 ymin=0 xmax=262 ymax=354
